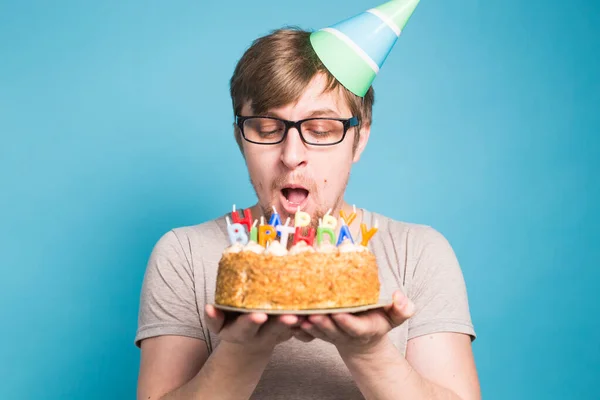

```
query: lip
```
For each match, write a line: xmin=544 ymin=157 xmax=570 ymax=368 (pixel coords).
xmin=283 ymin=184 xmax=308 ymax=190
xmin=279 ymin=185 xmax=310 ymax=215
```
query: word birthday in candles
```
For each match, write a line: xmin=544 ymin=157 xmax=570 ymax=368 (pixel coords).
xmin=225 ymin=204 xmax=378 ymax=248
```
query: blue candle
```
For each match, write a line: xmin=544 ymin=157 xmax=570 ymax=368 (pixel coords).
xmin=269 ymin=205 xmax=282 ymax=229
xmin=336 ymin=222 xmax=354 ymax=246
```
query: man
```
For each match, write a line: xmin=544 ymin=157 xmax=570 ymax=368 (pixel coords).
xmin=135 ymin=4 xmax=480 ymax=399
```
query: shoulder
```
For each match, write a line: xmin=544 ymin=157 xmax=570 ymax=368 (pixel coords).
xmin=170 ymin=216 xmax=228 ymax=244
xmin=150 ymin=215 xmax=229 ymax=260
xmin=367 ymin=210 xmax=450 ymax=250
xmin=365 ymin=210 xmax=461 ymax=282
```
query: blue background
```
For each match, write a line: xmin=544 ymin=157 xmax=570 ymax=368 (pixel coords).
xmin=1 ymin=0 xmax=598 ymax=398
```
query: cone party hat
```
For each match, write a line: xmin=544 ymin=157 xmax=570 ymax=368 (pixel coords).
xmin=310 ymin=0 xmax=421 ymax=97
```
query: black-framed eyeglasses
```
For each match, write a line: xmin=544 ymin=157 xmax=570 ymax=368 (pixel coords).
xmin=235 ymin=115 xmax=359 ymax=146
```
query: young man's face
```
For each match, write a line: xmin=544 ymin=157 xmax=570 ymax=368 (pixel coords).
xmin=239 ymin=73 xmax=370 ymax=227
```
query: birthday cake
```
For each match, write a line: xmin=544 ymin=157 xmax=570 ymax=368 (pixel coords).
xmin=215 ymin=206 xmax=380 ymax=310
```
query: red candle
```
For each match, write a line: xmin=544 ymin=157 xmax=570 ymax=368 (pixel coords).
xmin=293 ymin=226 xmax=316 ymax=246
xmin=231 ymin=204 xmax=253 ymax=233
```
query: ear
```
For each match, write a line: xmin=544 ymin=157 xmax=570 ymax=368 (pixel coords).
xmin=352 ymin=122 xmax=371 ymax=163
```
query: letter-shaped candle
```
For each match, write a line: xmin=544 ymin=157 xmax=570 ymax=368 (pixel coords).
xmin=295 ymin=208 xmax=311 ymax=227
xmin=269 ymin=205 xmax=282 ymax=229
xmin=276 ymin=217 xmax=295 ymax=248
xmin=336 ymin=221 xmax=354 ymax=246
xmin=258 ymin=224 xmax=277 ymax=247
xmin=231 ymin=204 xmax=253 ymax=233
xmin=359 ymin=221 xmax=378 ymax=246
xmin=317 ymin=226 xmax=335 ymax=245
xmin=339 ymin=205 xmax=357 ymax=226
xmin=322 ymin=214 xmax=337 ymax=230
xmin=293 ymin=226 xmax=316 ymax=246
xmin=250 ymin=219 xmax=258 ymax=242
xmin=226 ymin=216 xmax=249 ymax=245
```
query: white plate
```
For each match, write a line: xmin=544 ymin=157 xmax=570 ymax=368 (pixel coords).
xmin=213 ymin=299 xmax=392 ymax=315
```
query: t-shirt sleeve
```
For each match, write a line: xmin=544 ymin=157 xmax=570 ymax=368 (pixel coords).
xmin=134 ymin=230 xmax=205 ymax=347
xmin=406 ymin=226 xmax=476 ymax=341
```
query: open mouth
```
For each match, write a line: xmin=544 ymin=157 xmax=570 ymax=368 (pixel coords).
xmin=281 ymin=186 xmax=309 ymax=210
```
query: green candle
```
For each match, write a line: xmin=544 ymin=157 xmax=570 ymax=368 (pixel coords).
xmin=317 ymin=227 xmax=335 ymax=245
xmin=250 ymin=220 xmax=258 ymax=242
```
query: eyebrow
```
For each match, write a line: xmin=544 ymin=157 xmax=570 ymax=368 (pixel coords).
xmin=306 ymin=109 xmax=342 ymax=118
xmin=264 ymin=108 xmax=342 ymax=119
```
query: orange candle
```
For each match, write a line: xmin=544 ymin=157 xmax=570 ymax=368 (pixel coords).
xmin=360 ymin=221 xmax=378 ymax=246
xmin=259 ymin=224 xmax=277 ymax=247
xmin=339 ymin=204 xmax=357 ymax=226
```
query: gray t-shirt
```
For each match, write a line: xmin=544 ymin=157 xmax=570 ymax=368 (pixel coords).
xmin=135 ymin=209 xmax=476 ymax=399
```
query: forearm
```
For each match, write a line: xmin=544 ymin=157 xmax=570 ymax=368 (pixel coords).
xmin=161 ymin=341 xmax=271 ymax=400
xmin=339 ymin=338 xmax=461 ymax=400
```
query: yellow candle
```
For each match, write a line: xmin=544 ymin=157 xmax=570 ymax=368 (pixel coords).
xmin=295 ymin=209 xmax=311 ymax=227
xmin=360 ymin=221 xmax=378 ymax=246
xmin=340 ymin=205 xmax=357 ymax=226
xmin=322 ymin=214 xmax=337 ymax=230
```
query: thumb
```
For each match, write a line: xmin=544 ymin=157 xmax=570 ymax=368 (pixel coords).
xmin=205 ymin=304 xmax=225 ymax=333
xmin=384 ymin=291 xmax=415 ymax=327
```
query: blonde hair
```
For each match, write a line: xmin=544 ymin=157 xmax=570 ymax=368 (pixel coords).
xmin=229 ymin=27 xmax=375 ymax=141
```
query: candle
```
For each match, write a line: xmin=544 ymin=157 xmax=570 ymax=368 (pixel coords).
xmin=226 ymin=216 xmax=249 ymax=245
xmin=269 ymin=205 xmax=282 ymax=229
xmin=359 ymin=220 xmax=378 ymax=246
xmin=322 ymin=208 xmax=337 ymax=230
xmin=276 ymin=217 xmax=295 ymax=248
xmin=258 ymin=224 xmax=277 ymax=247
xmin=293 ymin=226 xmax=316 ymax=246
xmin=336 ymin=219 xmax=354 ymax=246
xmin=294 ymin=207 xmax=311 ymax=227
xmin=250 ymin=219 xmax=258 ymax=242
xmin=231 ymin=204 xmax=253 ymax=233
xmin=339 ymin=205 xmax=357 ymax=226
xmin=317 ymin=218 xmax=335 ymax=245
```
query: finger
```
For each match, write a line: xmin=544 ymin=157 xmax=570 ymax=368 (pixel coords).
xmin=291 ymin=316 xmax=307 ymax=328
xmin=279 ymin=314 xmax=299 ymax=326
xmin=205 ymin=304 xmax=225 ymax=333
xmin=249 ymin=312 xmax=270 ymax=324
xmin=308 ymin=315 xmax=342 ymax=341
xmin=257 ymin=314 xmax=297 ymax=338
xmin=384 ymin=291 xmax=415 ymax=326
xmin=330 ymin=313 xmax=371 ymax=338
xmin=292 ymin=328 xmax=315 ymax=343
xmin=233 ymin=312 xmax=268 ymax=337
xmin=300 ymin=321 xmax=330 ymax=342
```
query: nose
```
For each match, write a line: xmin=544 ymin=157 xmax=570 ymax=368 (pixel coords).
xmin=280 ymin=127 xmax=308 ymax=170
